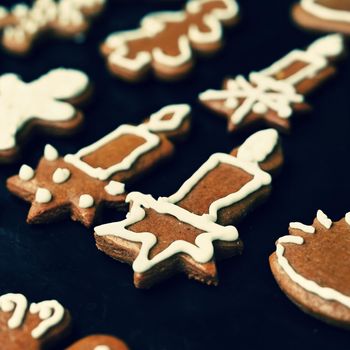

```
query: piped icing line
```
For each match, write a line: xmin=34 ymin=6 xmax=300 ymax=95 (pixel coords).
xmin=165 ymin=152 xmax=272 ymax=222
xmin=0 ymin=68 xmax=89 ymax=151
xmin=0 ymin=293 xmax=28 ymax=329
xmin=289 ymin=221 xmax=315 ymax=234
xmin=199 ymin=34 xmax=344 ymax=126
xmin=276 ymin=235 xmax=350 ymax=309
xmin=94 ymin=346 xmax=110 ymax=350
xmin=300 ymin=0 xmax=350 ymax=23
xmin=64 ymin=124 xmax=160 ymax=181
xmin=95 ymin=192 xmax=239 ymax=273
xmin=29 ymin=300 xmax=65 ymax=339
xmin=104 ymin=0 xmax=239 ymax=71
xmin=147 ymin=104 xmax=191 ymax=132
xmin=316 ymin=209 xmax=332 ymax=229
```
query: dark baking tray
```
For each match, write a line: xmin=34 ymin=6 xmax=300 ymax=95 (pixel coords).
xmin=0 ymin=0 xmax=349 ymax=349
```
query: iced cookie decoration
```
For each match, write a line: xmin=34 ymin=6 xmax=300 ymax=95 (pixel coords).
xmin=0 ymin=68 xmax=90 ymax=163
xmin=199 ymin=34 xmax=344 ymax=133
xmin=292 ymin=0 xmax=350 ymax=35
xmin=270 ymin=211 xmax=350 ymax=329
xmin=95 ymin=129 xmax=283 ymax=288
xmin=0 ymin=0 xmax=106 ymax=55
xmin=67 ymin=335 xmax=129 ymax=350
xmin=7 ymin=104 xmax=191 ymax=227
xmin=0 ymin=293 xmax=71 ymax=350
xmin=100 ymin=0 xmax=239 ymax=81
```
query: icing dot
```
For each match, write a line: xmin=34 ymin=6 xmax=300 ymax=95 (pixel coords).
xmin=78 ymin=194 xmax=94 ymax=208
xmin=345 ymin=212 xmax=350 ymax=226
xmin=252 ymin=102 xmax=268 ymax=114
xmin=35 ymin=188 xmax=52 ymax=203
xmin=19 ymin=164 xmax=35 ymax=181
xmin=44 ymin=144 xmax=59 ymax=161
xmin=52 ymin=168 xmax=70 ymax=184
xmin=94 ymin=346 xmax=111 ymax=350
xmin=104 ymin=181 xmax=125 ymax=196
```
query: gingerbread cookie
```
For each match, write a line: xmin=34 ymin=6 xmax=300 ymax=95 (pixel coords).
xmin=270 ymin=211 xmax=350 ymax=329
xmin=199 ymin=34 xmax=344 ymax=133
xmin=0 ymin=293 xmax=71 ymax=350
xmin=67 ymin=335 xmax=129 ymax=350
xmin=7 ymin=104 xmax=191 ymax=227
xmin=0 ymin=68 xmax=90 ymax=163
xmin=292 ymin=0 xmax=350 ymax=35
xmin=0 ymin=0 xmax=106 ymax=55
xmin=100 ymin=0 xmax=239 ymax=81
xmin=95 ymin=129 xmax=283 ymax=288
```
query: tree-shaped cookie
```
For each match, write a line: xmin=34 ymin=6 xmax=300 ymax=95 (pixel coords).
xmin=0 ymin=0 xmax=106 ymax=55
xmin=0 ymin=68 xmax=90 ymax=163
xmin=95 ymin=129 xmax=283 ymax=288
xmin=67 ymin=335 xmax=129 ymax=350
xmin=270 ymin=210 xmax=350 ymax=329
xmin=101 ymin=0 xmax=239 ymax=81
xmin=0 ymin=293 xmax=71 ymax=350
xmin=199 ymin=34 xmax=344 ymax=133
xmin=292 ymin=0 xmax=350 ymax=35
xmin=7 ymin=104 xmax=191 ymax=227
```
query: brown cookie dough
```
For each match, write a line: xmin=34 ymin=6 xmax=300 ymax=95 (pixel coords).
xmin=7 ymin=104 xmax=191 ymax=227
xmin=0 ymin=68 xmax=91 ymax=163
xmin=95 ymin=129 xmax=283 ymax=288
xmin=199 ymin=34 xmax=344 ymax=133
xmin=101 ymin=0 xmax=239 ymax=82
xmin=0 ymin=0 xmax=106 ymax=55
xmin=66 ymin=334 xmax=129 ymax=350
xmin=270 ymin=211 xmax=350 ymax=329
xmin=292 ymin=0 xmax=350 ymax=35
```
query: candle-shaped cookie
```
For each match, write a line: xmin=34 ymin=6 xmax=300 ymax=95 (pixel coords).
xmin=95 ymin=129 xmax=283 ymax=288
xmin=199 ymin=34 xmax=344 ymax=133
xmin=7 ymin=104 xmax=191 ymax=227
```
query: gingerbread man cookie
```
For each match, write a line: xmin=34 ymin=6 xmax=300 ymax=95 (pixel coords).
xmin=0 ymin=293 xmax=71 ymax=350
xmin=67 ymin=335 xmax=129 ymax=350
xmin=270 ymin=211 xmax=350 ymax=329
xmin=0 ymin=68 xmax=90 ymax=163
xmin=95 ymin=129 xmax=283 ymax=288
xmin=7 ymin=104 xmax=191 ymax=227
xmin=199 ymin=34 xmax=344 ymax=133
xmin=292 ymin=0 xmax=350 ymax=35
xmin=101 ymin=0 xmax=239 ymax=81
xmin=0 ymin=0 xmax=106 ymax=55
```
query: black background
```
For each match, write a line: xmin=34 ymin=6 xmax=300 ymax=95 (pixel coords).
xmin=0 ymin=0 xmax=350 ymax=349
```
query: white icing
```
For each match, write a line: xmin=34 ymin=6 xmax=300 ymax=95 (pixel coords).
xmin=19 ymin=164 xmax=35 ymax=181
xmin=307 ymin=34 xmax=344 ymax=57
xmin=316 ymin=209 xmax=332 ymax=228
xmin=166 ymin=152 xmax=272 ymax=222
xmin=44 ymin=144 xmax=59 ymax=161
xmin=104 ymin=181 xmax=125 ymax=196
xmin=289 ymin=222 xmax=315 ymax=234
xmin=64 ymin=124 xmax=160 ymax=181
xmin=345 ymin=212 xmax=350 ymax=225
xmin=0 ymin=293 xmax=28 ymax=329
xmin=95 ymin=192 xmax=239 ymax=273
xmin=199 ymin=73 xmax=304 ymax=125
xmin=105 ymin=0 xmax=239 ymax=71
xmin=301 ymin=0 xmax=350 ymax=23
xmin=78 ymin=194 xmax=94 ymax=208
xmin=147 ymin=104 xmax=191 ymax=132
xmin=0 ymin=69 xmax=89 ymax=151
xmin=52 ymin=168 xmax=70 ymax=184
xmin=35 ymin=188 xmax=52 ymax=203
xmin=94 ymin=346 xmax=110 ymax=350
xmin=237 ymin=129 xmax=278 ymax=163
xmin=29 ymin=300 xmax=64 ymax=339
xmin=276 ymin=234 xmax=350 ymax=309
